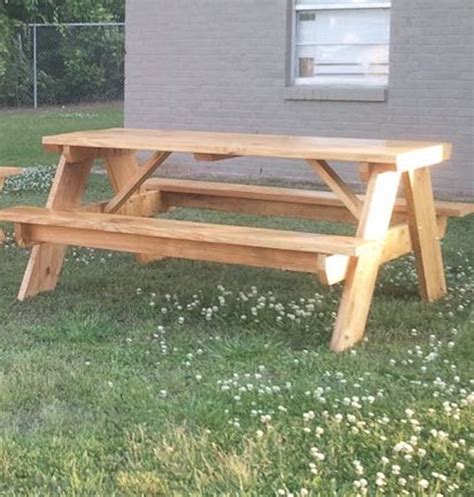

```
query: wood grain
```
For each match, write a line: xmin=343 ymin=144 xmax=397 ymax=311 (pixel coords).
xmin=402 ymin=167 xmax=447 ymax=301
xmin=17 ymin=155 xmax=93 ymax=300
xmin=331 ymin=169 xmax=401 ymax=352
xmin=0 ymin=206 xmax=376 ymax=257
xmin=144 ymin=178 xmax=474 ymax=219
xmin=42 ymin=128 xmax=452 ymax=170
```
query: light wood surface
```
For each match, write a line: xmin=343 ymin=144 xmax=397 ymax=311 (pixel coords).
xmin=0 ymin=168 xmax=22 ymax=241
xmin=308 ymin=160 xmax=362 ymax=218
xmin=17 ymin=155 xmax=93 ymax=300
xmin=331 ymin=169 xmax=401 ymax=352
xmin=402 ymin=168 xmax=447 ymax=301
xmin=42 ymin=128 xmax=452 ymax=170
xmin=0 ymin=167 xmax=22 ymax=192
xmin=0 ymin=206 xmax=376 ymax=257
xmin=144 ymin=178 xmax=474 ymax=220
xmin=104 ymin=151 xmax=171 ymax=214
xmin=19 ymin=224 xmax=325 ymax=274
xmin=0 ymin=166 xmax=22 ymax=177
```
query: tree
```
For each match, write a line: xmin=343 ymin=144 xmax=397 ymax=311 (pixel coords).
xmin=0 ymin=0 xmax=125 ymax=106
xmin=0 ymin=0 xmax=124 ymax=24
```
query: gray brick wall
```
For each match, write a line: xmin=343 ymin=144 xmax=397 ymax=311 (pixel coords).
xmin=125 ymin=0 xmax=474 ymax=199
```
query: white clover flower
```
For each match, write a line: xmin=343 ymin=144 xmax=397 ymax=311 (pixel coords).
xmin=260 ymin=414 xmax=272 ymax=424
xmin=303 ymin=411 xmax=315 ymax=421
xmin=418 ymin=479 xmax=429 ymax=489
xmin=455 ymin=462 xmax=465 ymax=470
xmin=393 ymin=441 xmax=414 ymax=454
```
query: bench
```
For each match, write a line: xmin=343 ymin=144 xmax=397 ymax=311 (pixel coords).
xmin=0 ymin=206 xmax=376 ymax=277
xmin=137 ymin=178 xmax=473 ymax=282
xmin=0 ymin=167 xmax=22 ymax=243
xmin=0 ymin=166 xmax=22 ymax=192
xmin=144 ymin=178 xmax=474 ymax=226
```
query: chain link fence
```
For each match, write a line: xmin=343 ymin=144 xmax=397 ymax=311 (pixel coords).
xmin=0 ymin=22 xmax=124 ymax=109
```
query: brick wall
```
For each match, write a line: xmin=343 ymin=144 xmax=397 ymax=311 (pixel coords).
xmin=125 ymin=0 xmax=474 ymax=198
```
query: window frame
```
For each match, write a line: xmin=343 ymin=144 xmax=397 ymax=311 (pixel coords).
xmin=291 ymin=1 xmax=392 ymax=87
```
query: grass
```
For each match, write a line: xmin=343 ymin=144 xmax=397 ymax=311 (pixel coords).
xmin=0 ymin=103 xmax=123 ymax=167
xmin=0 ymin=107 xmax=473 ymax=496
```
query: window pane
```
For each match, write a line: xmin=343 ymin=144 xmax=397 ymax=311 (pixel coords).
xmin=295 ymin=7 xmax=390 ymax=84
xmin=296 ymin=9 xmax=390 ymax=45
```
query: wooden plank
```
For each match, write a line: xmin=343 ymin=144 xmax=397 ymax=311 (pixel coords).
xmin=104 ymin=151 xmax=167 ymax=263
xmin=16 ymin=155 xmax=93 ymax=300
xmin=307 ymin=159 xmax=362 ymax=218
xmin=42 ymin=128 xmax=452 ymax=170
xmin=402 ymin=167 xmax=447 ymax=301
xmin=15 ymin=224 xmax=324 ymax=274
xmin=62 ymin=146 xmax=97 ymax=163
xmin=0 ymin=206 xmax=376 ymax=257
xmin=104 ymin=151 xmax=171 ymax=214
xmin=317 ymin=218 xmax=447 ymax=285
xmin=79 ymin=191 xmax=166 ymax=217
xmin=0 ymin=167 xmax=21 ymax=239
xmin=194 ymin=153 xmax=241 ymax=161
xmin=0 ymin=167 xmax=22 ymax=191
xmin=0 ymin=167 xmax=22 ymax=178
xmin=331 ymin=169 xmax=401 ymax=352
xmin=144 ymin=178 xmax=474 ymax=220
xmin=104 ymin=152 xmax=140 ymax=199
xmin=162 ymin=191 xmax=356 ymax=224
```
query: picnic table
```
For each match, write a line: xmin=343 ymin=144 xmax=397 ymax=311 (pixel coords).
xmin=0 ymin=128 xmax=468 ymax=352
xmin=0 ymin=166 xmax=22 ymax=243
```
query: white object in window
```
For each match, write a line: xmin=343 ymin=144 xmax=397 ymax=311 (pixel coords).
xmin=293 ymin=0 xmax=391 ymax=86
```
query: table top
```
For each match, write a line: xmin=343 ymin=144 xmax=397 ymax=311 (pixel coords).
xmin=43 ymin=128 xmax=452 ymax=170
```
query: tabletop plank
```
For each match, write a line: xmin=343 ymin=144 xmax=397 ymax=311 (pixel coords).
xmin=42 ymin=128 xmax=452 ymax=170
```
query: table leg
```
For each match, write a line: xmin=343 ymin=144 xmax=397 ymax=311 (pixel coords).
xmin=402 ymin=167 xmax=447 ymax=301
xmin=17 ymin=155 xmax=93 ymax=300
xmin=331 ymin=168 xmax=401 ymax=352
xmin=104 ymin=151 xmax=169 ymax=263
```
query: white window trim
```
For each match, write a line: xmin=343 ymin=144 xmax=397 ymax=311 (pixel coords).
xmin=294 ymin=2 xmax=391 ymax=11
xmin=291 ymin=1 xmax=392 ymax=88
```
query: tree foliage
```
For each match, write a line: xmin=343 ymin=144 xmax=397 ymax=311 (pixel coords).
xmin=0 ymin=0 xmax=125 ymax=106
xmin=0 ymin=0 xmax=124 ymax=24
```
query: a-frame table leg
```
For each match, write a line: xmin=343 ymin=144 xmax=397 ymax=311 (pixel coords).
xmin=103 ymin=150 xmax=170 ymax=263
xmin=331 ymin=167 xmax=401 ymax=352
xmin=17 ymin=155 xmax=93 ymax=300
xmin=402 ymin=167 xmax=447 ymax=301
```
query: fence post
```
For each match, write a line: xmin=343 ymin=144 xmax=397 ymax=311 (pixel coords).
xmin=32 ymin=24 xmax=38 ymax=109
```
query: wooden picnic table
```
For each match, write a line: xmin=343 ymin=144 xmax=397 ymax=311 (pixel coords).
xmin=0 ymin=128 xmax=459 ymax=352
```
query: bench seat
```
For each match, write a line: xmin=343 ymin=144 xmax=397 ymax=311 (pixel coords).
xmin=144 ymin=178 xmax=474 ymax=223
xmin=0 ymin=206 xmax=376 ymax=275
xmin=0 ymin=167 xmax=22 ymax=191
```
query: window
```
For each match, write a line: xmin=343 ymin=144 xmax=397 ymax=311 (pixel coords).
xmin=293 ymin=0 xmax=391 ymax=86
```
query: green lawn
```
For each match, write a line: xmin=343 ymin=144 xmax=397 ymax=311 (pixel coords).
xmin=0 ymin=103 xmax=123 ymax=167
xmin=0 ymin=108 xmax=473 ymax=496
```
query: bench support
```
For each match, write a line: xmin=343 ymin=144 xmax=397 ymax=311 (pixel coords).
xmin=331 ymin=169 xmax=401 ymax=352
xmin=18 ymin=155 xmax=92 ymax=300
xmin=104 ymin=151 xmax=170 ymax=263
xmin=402 ymin=168 xmax=447 ymax=301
